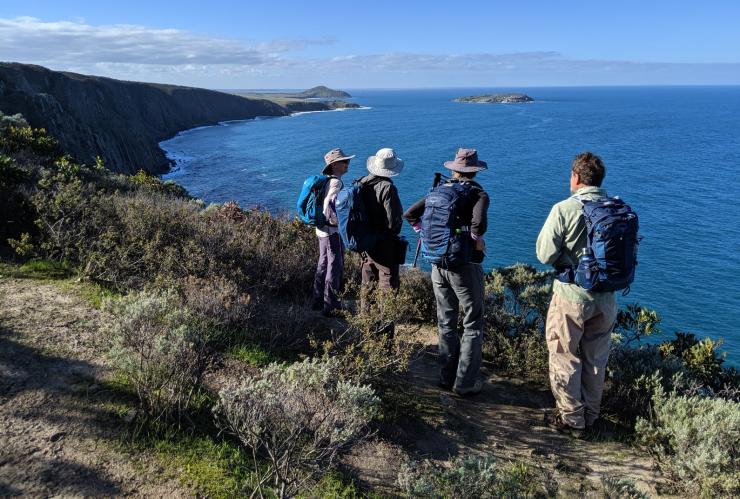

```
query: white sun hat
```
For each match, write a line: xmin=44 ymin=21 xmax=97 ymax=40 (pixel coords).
xmin=366 ymin=148 xmax=404 ymax=177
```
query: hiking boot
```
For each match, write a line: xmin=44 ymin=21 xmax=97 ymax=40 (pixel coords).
xmin=545 ymin=410 xmax=585 ymax=439
xmin=453 ymin=379 xmax=483 ymax=397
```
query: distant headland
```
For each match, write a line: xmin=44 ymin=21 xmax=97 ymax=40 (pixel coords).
xmin=0 ymin=62 xmax=358 ymax=174
xmin=453 ymin=93 xmax=534 ymax=104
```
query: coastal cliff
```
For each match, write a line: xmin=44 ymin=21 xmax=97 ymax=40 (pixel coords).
xmin=0 ymin=63 xmax=290 ymax=174
xmin=0 ymin=63 xmax=355 ymax=175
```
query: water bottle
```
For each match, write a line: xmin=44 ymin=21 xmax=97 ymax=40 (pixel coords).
xmin=575 ymin=246 xmax=599 ymax=290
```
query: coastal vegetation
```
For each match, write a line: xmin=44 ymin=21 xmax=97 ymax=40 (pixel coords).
xmin=1 ymin=112 xmax=739 ymax=497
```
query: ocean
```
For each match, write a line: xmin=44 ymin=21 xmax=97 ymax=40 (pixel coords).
xmin=161 ymin=87 xmax=740 ymax=361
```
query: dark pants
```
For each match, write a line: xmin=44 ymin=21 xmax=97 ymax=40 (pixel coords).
xmin=432 ymin=263 xmax=485 ymax=391
xmin=313 ymin=233 xmax=344 ymax=312
xmin=361 ymin=244 xmax=400 ymax=291
xmin=361 ymin=242 xmax=400 ymax=334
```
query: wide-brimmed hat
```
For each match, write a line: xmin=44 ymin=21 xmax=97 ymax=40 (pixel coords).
xmin=443 ymin=148 xmax=488 ymax=173
xmin=367 ymin=148 xmax=404 ymax=177
xmin=322 ymin=148 xmax=355 ymax=174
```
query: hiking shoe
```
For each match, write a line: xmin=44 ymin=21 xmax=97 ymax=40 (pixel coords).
xmin=453 ymin=379 xmax=483 ymax=397
xmin=545 ymin=410 xmax=585 ymax=439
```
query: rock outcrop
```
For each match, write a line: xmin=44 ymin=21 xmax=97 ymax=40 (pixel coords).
xmin=0 ymin=63 xmax=289 ymax=174
xmin=454 ymin=93 xmax=534 ymax=104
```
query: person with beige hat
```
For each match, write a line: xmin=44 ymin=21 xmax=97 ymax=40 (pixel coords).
xmin=312 ymin=147 xmax=354 ymax=317
xmin=357 ymin=148 xmax=405 ymax=299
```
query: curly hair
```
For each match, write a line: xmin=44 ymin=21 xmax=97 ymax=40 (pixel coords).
xmin=572 ymin=152 xmax=606 ymax=187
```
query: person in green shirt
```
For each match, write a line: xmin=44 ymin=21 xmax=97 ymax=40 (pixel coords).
xmin=536 ymin=152 xmax=618 ymax=438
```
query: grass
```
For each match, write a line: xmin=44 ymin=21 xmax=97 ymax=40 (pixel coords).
xmin=227 ymin=342 xmax=280 ymax=367
xmin=148 ymin=434 xmax=258 ymax=498
xmin=0 ymin=258 xmax=71 ymax=280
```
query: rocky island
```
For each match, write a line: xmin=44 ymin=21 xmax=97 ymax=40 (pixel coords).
xmin=454 ymin=93 xmax=534 ymax=103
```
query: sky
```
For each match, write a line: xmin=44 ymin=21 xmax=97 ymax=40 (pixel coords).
xmin=1 ymin=0 xmax=740 ymax=88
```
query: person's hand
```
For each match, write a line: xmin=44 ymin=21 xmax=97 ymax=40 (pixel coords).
xmin=474 ymin=237 xmax=486 ymax=251
xmin=411 ymin=222 xmax=422 ymax=233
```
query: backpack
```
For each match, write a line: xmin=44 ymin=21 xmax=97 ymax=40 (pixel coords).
xmin=420 ymin=180 xmax=476 ymax=268
xmin=572 ymin=196 xmax=640 ymax=293
xmin=296 ymin=175 xmax=329 ymax=226
xmin=335 ymin=179 xmax=377 ymax=252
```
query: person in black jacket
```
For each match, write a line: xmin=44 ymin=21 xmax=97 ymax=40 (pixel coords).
xmin=358 ymin=148 xmax=405 ymax=294
xmin=404 ymin=148 xmax=490 ymax=396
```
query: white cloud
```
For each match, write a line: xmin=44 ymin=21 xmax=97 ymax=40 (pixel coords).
xmin=1 ymin=17 xmax=738 ymax=87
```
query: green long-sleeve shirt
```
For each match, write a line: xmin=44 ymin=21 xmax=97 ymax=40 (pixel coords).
xmin=536 ymin=186 xmax=615 ymax=304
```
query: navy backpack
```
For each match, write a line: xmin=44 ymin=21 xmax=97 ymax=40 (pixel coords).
xmin=296 ymin=175 xmax=329 ymax=226
xmin=335 ymin=180 xmax=377 ymax=252
xmin=567 ymin=196 xmax=640 ymax=293
xmin=420 ymin=181 xmax=475 ymax=268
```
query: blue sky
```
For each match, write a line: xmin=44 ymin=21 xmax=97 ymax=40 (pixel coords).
xmin=2 ymin=0 xmax=739 ymax=88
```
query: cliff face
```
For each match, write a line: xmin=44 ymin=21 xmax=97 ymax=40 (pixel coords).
xmin=0 ymin=63 xmax=288 ymax=174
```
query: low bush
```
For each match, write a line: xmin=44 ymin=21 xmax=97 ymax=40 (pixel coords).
xmin=106 ymin=289 xmax=214 ymax=424
xmin=397 ymin=454 xmax=556 ymax=498
xmin=397 ymin=267 xmax=437 ymax=324
xmin=635 ymin=386 xmax=740 ymax=496
xmin=317 ymin=285 xmax=423 ymax=388
xmin=215 ymin=358 xmax=379 ymax=498
xmin=483 ymin=264 xmax=553 ymax=382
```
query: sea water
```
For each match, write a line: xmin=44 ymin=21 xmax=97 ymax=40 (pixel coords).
xmin=162 ymin=87 xmax=740 ymax=361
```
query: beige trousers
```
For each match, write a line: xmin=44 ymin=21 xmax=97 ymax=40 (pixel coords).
xmin=545 ymin=294 xmax=617 ymax=428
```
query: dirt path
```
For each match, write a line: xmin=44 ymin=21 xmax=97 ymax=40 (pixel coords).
xmin=346 ymin=329 xmax=664 ymax=496
xmin=0 ymin=276 xmax=187 ymax=497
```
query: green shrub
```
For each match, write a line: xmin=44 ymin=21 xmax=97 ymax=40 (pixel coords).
xmin=215 ymin=358 xmax=379 ymax=497
xmin=397 ymin=267 xmax=436 ymax=324
xmin=601 ymin=476 xmax=649 ymax=499
xmin=397 ymin=455 xmax=556 ymax=498
xmin=317 ymin=285 xmax=423 ymax=388
xmin=659 ymin=332 xmax=737 ymax=390
xmin=106 ymin=289 xmax=214 ymax=424
xmin=483 ymin=264 xmax=553 ymax=382
xmin=635 ymin=387 xmax=740 ymax=496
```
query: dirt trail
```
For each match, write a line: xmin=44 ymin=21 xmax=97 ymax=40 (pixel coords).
xmin=0 ymin=276 xmax=187 ymax=497
xmin=0 ymin=272 xmax=664 ymax=496
xmin=346 ymin=329 xmax=664 ymax=496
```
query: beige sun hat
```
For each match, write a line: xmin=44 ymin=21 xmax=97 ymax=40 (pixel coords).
xmin=322 ymin=148 xmax=355 ymax=174
xmin=366 ymin=148 xmax=404 ymax=177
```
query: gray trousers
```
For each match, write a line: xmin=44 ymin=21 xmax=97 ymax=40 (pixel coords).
xmin=313 ymin=233 xmax=343 ymax=312
xmin=431 ymin=263 xmax=485 ymax=391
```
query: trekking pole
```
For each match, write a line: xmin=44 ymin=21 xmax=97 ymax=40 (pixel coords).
xmin=412 ymin=172 xmax=443 ymax=268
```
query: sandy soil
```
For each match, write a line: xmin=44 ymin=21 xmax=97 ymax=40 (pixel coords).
xmin=0 ymin=276 xmax=188 ymax=497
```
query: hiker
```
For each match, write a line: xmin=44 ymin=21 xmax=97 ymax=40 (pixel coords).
xmin=357 ymin=148 xmax=405 ymax=296
xmin=312 ymin=148 xmax=354 ymax=317
xmin=404 ymin=148 xmax=490 ymax=396
xmin=536 ymin=152 xmax=621 ymax=437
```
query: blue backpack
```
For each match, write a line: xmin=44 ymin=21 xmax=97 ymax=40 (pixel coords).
xmin=296 ymin=175 xmax=329 ymax=226
xmin=420 ymin=181 xmax=475 ymax=268
xmin=570 ymin=196 xmax=640 ymax=293
xmin=335 ymin=180 xmax=377 ymax=252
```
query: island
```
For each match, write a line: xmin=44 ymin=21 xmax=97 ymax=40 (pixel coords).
xmin=453 ymin=93 xmax=534 ymax=104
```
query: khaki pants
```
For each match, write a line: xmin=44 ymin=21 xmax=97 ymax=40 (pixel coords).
xmin=546 ymin=294 xmax=617 ymax=428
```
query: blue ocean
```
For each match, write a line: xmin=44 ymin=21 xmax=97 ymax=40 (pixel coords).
xmin=161 ymin=87 xmax=740 ymax=361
